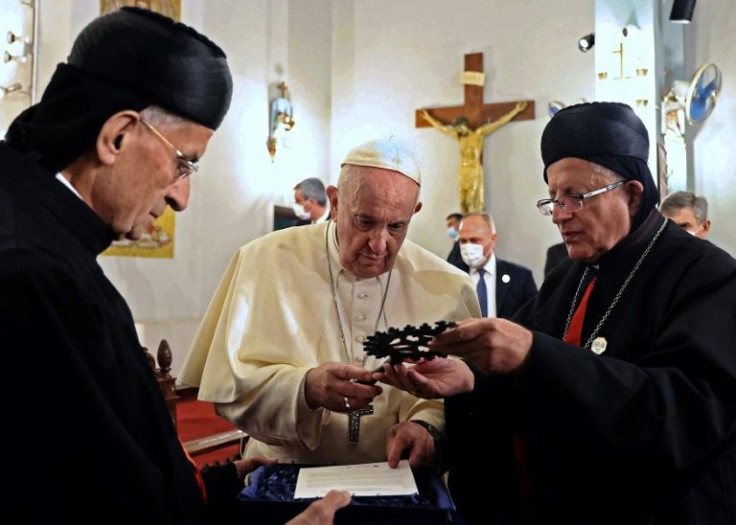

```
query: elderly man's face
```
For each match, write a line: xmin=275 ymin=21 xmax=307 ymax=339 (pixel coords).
xmin=328 ymin=166 xmax=421 ymax=278
xmin=547 ymin=157 xmax=640 ymax=264
xmin=93 ymin=115 xmax=213 ymax=241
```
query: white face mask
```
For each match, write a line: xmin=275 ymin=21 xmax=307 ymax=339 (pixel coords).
xmin=292 ymin=202 xmax=311 ymax=221
xmin=460 ymin=243 xmax=486 ymax=269
xmin=447 ymin=227 xmax=459 ymax=241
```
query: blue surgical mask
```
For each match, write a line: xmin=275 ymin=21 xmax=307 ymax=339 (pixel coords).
xmin=447 ymin=227 xmax=459 ymax=241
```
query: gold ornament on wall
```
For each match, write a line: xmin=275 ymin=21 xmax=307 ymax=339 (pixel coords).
xmin=267 ymin=81 xmax=295 ymax=162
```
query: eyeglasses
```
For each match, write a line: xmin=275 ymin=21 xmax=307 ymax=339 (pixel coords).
xmin=140 ymin=119 xmax=199 ymax=181
xmin=536 ymin=180 xmax=626 ymax=216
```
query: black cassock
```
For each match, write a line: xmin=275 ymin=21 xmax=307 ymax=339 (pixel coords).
xmin=0 ymin=144 xmax=237 ymax=523
xmin=446 ymin=211 xmax=736 ymax=524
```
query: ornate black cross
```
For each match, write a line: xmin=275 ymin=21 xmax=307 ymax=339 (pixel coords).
xmin=348 ymin=405 xmax=374 ymax=445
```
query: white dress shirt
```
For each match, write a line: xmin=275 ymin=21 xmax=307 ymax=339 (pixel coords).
xmin=470 ymin=253 xmax=497 ymax=317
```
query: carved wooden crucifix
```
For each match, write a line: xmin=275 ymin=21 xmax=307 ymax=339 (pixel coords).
xmin=416 ymin=52 xmax=535 ymax=213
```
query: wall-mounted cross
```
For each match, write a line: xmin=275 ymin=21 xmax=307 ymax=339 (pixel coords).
xmin=415 ymin=52 xmax=535 ymax=130
xmin=415 ymin=52 xmax=535 ymax=213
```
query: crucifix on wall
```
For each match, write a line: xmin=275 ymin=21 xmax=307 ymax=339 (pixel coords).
xmin=416 ymin=52 xmax=534 ymax=214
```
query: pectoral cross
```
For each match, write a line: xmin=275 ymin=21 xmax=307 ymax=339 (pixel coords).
xmin=347 ymin=405 xmax=374 ymax=445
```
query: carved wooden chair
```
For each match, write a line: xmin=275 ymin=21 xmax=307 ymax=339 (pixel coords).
xmin=144 ymin=339 xmax=247 ymax=460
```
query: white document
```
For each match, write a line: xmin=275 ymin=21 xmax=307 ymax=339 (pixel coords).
xmin=293 ymin=460 xmax=418 ymax=498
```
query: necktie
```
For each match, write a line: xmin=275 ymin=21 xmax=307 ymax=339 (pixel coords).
xmin=476 ymin=268 xmax=488 ymax=317
xmin=564 ymin=276 xmax=597 ymax=346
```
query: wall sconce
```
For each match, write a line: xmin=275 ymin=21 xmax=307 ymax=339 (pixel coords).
xmin=4 ymin=50 xmax=29 ymax=63
xmin=0 ymin=83 xmax=22 ymax=99
xmin=1 ymin=0 xmax=38 ymax=107
xmin=266 ymin=81 xmax=295 ymax=162
xmin=578 ymin=33 xmax=595 ymax=53
xmin=7 ymin=30 xmax=24 ymax=44
xmin=670 ymin=0 xmax=696 ymax=23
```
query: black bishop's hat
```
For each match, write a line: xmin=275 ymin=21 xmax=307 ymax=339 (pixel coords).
xmin=5 ymin=7 xmax=233 ymax=174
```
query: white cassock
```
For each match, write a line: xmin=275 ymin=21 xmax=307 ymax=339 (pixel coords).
xmin=179 ymin=221 xmax=481 ymax=465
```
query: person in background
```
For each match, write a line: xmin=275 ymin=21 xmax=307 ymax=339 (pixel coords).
xmin=446 ymin=212 xmax=464 ymax=267
xmin=0 ymin=7 xmax=348 ymax=523
xmin=375 ymin=102 xmax=736 ymax=524
xmin=660 ymin=190 xmax=711 ymax=239
xmin=180 ymin=139 xmax=480 ymax=471
xmin=452 ymin=212 xmax=537 ymax=320
xmin=293 ymin=176 xmax=331 ymax=225
xmin=543 ymin=241 xmax=568 ymax=279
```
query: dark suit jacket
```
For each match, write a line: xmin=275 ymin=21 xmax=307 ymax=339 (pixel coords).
xmin=295 ymin=211 xmax=332 ymax=227
xmin=446 ymin=241 xmax=463 ymax=268
xmin=453 ymin=257 xmax=538 ymax=320
xmin=543 ymin=242 xmax=568 ymax=278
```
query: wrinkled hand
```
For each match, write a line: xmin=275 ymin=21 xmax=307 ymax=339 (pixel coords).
xmin=233 ymin=456 xmax=278 ymax=480
xmin=372 ymin=357 xmax=474 ymax=398
xmin=286 ymin=490 xmax=352 ymax=525
xmin=429 ymin=318 xmax=533 ymax=375
xmin=305 ymin=362 xmax=382 ymax=412
xmin=385 ymin=420 xmax=437 ymax=469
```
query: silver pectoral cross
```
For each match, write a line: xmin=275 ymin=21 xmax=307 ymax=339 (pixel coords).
xmin=347 ymin=405 xmax=374 ymax=445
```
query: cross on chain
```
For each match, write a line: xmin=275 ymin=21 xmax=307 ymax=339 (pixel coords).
xmin=348 ymin=405 xmax=374 ymax=445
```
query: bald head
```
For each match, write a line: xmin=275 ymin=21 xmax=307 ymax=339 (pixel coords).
xmin=458 ymin=212 xmax=497 ymax=267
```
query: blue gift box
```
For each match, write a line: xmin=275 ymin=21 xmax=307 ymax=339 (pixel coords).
xmin=237 ymin=463 xmax=459 ymax=525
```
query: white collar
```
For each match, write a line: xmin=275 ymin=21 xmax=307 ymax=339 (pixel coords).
xmin=55 ymin=173 xmax=83 ymax=200
xmin=315 ymin=206 xmax=331 ymax=223
xmin=473 ymin=253 xmax=496 ymax=276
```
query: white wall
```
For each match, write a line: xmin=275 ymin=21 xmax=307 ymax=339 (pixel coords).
xmin=329 ymin=0 xmax=596 ymax=286
xmin=690 ymin=1 xmax=736 ymax=254
xmin=22 ymin=0 xmax=735 ymax=373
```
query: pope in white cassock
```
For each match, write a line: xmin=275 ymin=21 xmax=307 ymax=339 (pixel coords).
xmin=180 ymin=139 xmax=481 ymax=467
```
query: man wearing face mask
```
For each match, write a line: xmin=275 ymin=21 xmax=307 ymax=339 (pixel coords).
xmin=293 ymin=177 xmax=330 ymax=225
xmin=446 ymin=212 xmax=464 ymax=267
xmin=660 ymin=190 xmax=711 ymax=239
xmin=454 ymin=212 xmax=537 ymax=319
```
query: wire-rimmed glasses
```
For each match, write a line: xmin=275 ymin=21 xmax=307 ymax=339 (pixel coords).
xmin=536 ymin=180 xmax=626 ymax=216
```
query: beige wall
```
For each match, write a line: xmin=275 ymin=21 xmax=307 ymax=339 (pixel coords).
xmin=22 ymin=0 xmax=734 ymax=373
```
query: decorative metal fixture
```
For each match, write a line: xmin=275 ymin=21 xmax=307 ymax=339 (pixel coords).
xmin=670 ymin=0 xmax=696 ymax=23
xmin=578 ymin=33 xmax=595 ymax=53
xmin=0 ymin=83 xmax=22 ymax=98
xmin=1 ymin=0 xmax=38 ymax=105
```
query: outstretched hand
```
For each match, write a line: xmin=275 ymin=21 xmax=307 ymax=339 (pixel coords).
xmin=372 ymin=356 xmax=474 ymax=398
xmin=429 ymin=318 xmax=533 ymax=375
xmin=286 ymin=490 xmax=352 ymax=525
xmin=305 ymin=362 xmax=382 ymax=412
xmin=233 ymin=456 xmax=278 ymax=480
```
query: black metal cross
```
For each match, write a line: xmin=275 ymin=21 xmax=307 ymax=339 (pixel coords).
xmin=347 ymin=405 xmax=374 ymax=445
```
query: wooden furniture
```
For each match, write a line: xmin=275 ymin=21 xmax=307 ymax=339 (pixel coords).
xmin=145 ymin=339 xmax=247 ymax=458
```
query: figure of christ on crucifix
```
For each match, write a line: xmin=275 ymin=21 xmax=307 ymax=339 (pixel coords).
xmin=416 ymin=52 xmax=534 ymax=214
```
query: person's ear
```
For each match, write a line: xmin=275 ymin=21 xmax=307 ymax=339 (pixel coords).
xmin=413 ymin=201 xmax=423 ymax=214
xmin=701 ymin=218 xmax=712 ymax=237
xmin=326 ymin=186 xmax=339 ymax=219
xmin=625 ymin=180 xmax=644 ymax=217
xmin=96 ymin=110 xmax=141 ymax=165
